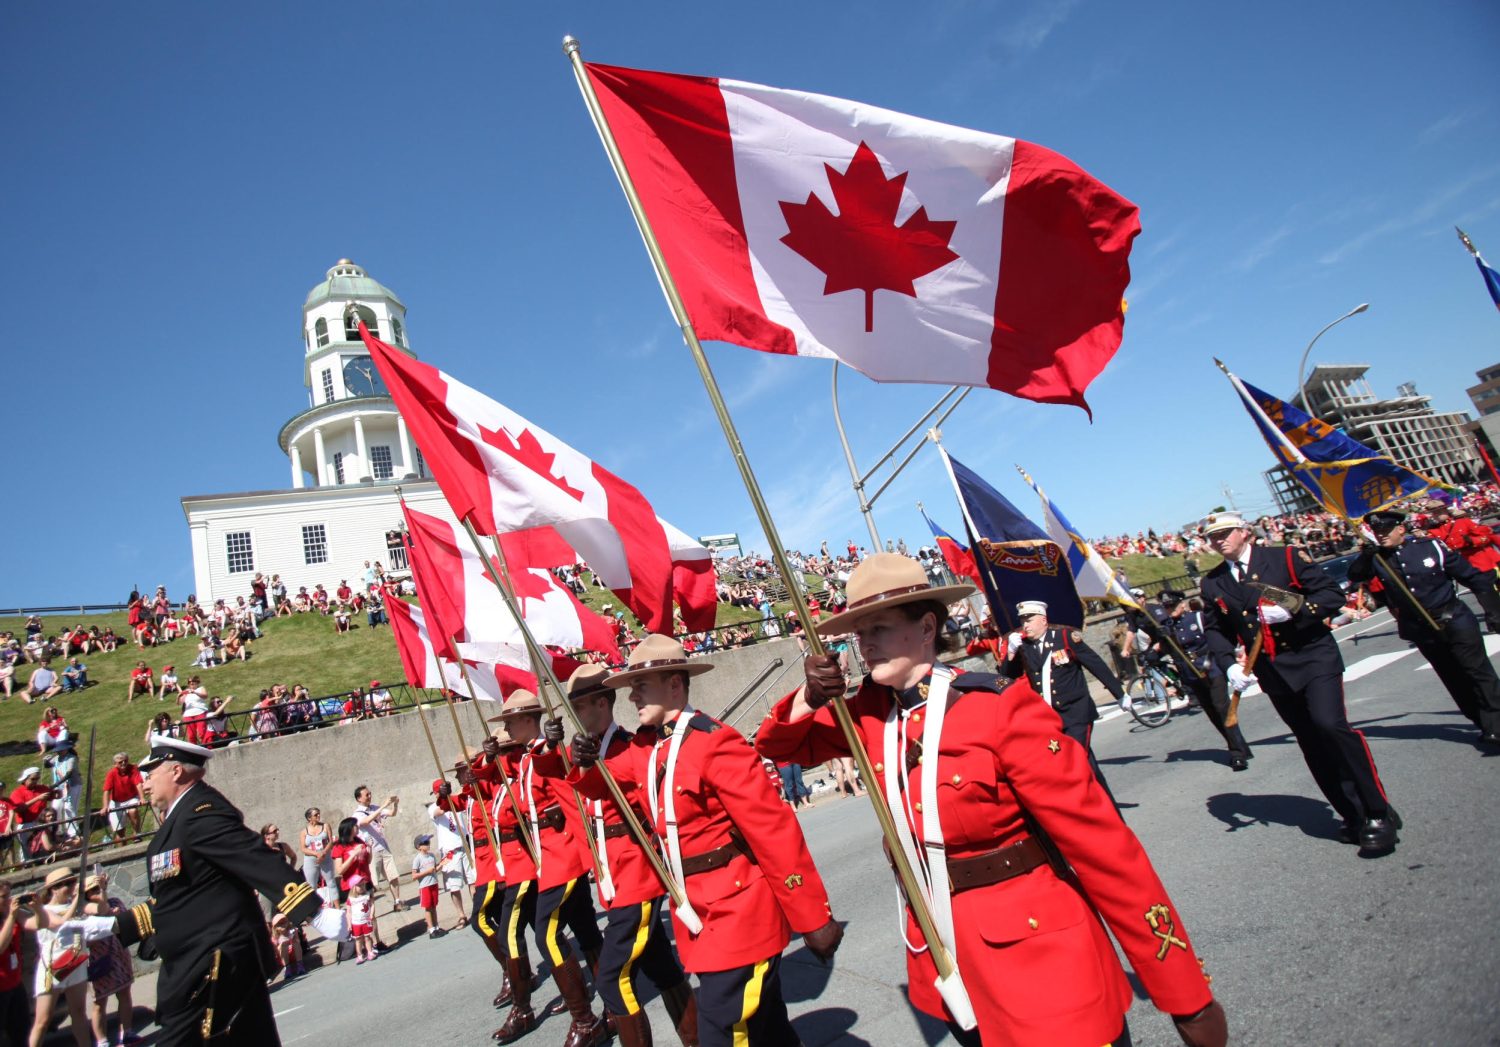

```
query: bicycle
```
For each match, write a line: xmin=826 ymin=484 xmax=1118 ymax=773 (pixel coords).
xmin=1123 ymin=660 xmax=1189 ymax=728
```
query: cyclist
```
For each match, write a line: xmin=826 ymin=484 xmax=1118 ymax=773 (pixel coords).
xmin=1158 ymin=591 xmax=1253 ymax=772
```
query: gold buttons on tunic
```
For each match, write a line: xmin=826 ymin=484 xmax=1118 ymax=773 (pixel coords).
xmin=914 ymin=802 xmax=923 ymax=812
xmin=874 ymin=762 xmax=884 ymax=773
xmin=1028 ymin=918 xmax=1039 ymax=930
xmin=951 ymin=774 xmax=962 ymax=784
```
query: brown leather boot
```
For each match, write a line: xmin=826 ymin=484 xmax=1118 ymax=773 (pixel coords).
xmin=611 ymin=1009 xmax=654 ymax=1047
xmin=660 ymin=980 xmax=699 ymax=1047
xmin=493 ymin=968 xmax=512 ymax=1008
xmin=492 ymin=957 xmax=537 ymax=1043
xmin=553 ymin=955 xmax=610 ymax=1047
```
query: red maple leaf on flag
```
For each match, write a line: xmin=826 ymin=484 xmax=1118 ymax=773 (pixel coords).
xmin=478 ymin=425 xmax=585 ymax=501
xmin=779 ymin=141 xmax=960 ymax=332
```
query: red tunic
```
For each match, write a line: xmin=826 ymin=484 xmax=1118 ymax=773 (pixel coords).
xmin=548 ymin=726 xmax=665 ymax=909
xmin=756 ymin=674 xmax=1214 ymax=1047
xmin=473 ymin=753 xmax=537 ymax=885
xmin=573 ymin=711 xmax=832 ymax=974
xmin=1430 ymin=517 xmax=1500 ymax=572
xmin=516 ymin=743 xmax=592 ymax=891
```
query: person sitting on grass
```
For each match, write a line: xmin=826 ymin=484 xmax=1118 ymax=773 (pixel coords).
xmin=59 ymin=658 xmax=87 ymax=694
xmin=312 ymin=585 xmax=330 ymax=615
xmin=221 ymin=632 xmax=248 ymax=663
xmin=97 ymin=628 xmax=118 ymax=653
xmin=157 ymin=664 xmax=180 ymax=702
xmin=293 ymin=588 xmax=311 ymax=613
xmin=36 ymin=708 xmax=69 ymax=755
xmin=25 ymin=660 xmax=62 ymax=704
xmin=126 ymin=661 xmax=154 ymax=703
xmin=64 ymin=626 xmax=91 ymax=657
xmin=333 ymin=606 xmax=352 ymax=635
xmin=191 ymin=635 xmax=217 ymax=670
xmin=0 ymin=646 xmax=16 ymax=700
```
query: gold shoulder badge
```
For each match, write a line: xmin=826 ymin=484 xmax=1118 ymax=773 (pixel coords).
xmin=784 ymin=873 xmax=804 ymax=890
xmin=193 ymin=802 xmax=214 ymax=812
xmin=1145 ymin=903 xmax=1188 ymax=960
xmin=276 ymin=881 xmax=315 ymax=915
xmin=916 ymin=681 xmax=930 ymax=700
xmin=1047 ymin=739 xmax=1061 ymax=754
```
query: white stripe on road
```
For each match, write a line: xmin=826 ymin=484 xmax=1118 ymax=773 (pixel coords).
xmin=274 ymin=1006 xmax=303 ymax=1019
xmin=1341 ymin=649 xmax=1418 ymax=681
xmin=1414 ymin=634 xmax=1500 ymax=670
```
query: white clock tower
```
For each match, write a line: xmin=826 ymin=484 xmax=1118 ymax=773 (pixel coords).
xmin=181 ymin=260 xmax=457 ymax=604
xmin=279 ymin=260 xmax=422 ymax=488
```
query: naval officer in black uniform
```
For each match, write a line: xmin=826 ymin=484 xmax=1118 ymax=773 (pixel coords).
xmin=1197 ymin=512 xmax=1399 ymax=856
xmin=1347 ymin=509 xmax=1500 ymax=748
xmin=1002 ymin=599 xmax=1124 ymax=793
xmin=70 ymin=736 xmax=330 ymax=1045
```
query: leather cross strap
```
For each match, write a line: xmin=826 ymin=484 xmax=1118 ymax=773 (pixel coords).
xmin=534 ymin=804 xmax=566 ymax=833
xmin=946 ymin=837 xmax=1048 ymax=894
xmin=679 ymin=832 xmax=756 ymax=877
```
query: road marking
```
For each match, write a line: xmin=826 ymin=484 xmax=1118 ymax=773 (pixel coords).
xmin=1342 ymin=649 xmax=1417 ymax=681
xmin=1414 ymin=634 xmax=1500 ymax=670
xmin=274 ymin=1006 xmax=304 ymax=1019
xmin=1336 ymin=610 xmax=1391 ymax=636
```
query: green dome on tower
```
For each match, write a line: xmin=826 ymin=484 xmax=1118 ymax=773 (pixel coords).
xmin=304 ymin=259 xmax=406 ymax=311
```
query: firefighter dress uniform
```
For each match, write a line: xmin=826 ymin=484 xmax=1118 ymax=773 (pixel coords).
xmin=112 ymin=737 xmax=322 ymax=1046
xmin=572 ymin=637 xmax=838 ymax=1047
xmin=1197 ymin=512 xmax=1397 ymax=852
xmin=1347 ymin=513 xmax=1500 ymax=746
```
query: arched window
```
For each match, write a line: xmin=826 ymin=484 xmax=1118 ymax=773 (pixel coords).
xmin=392 ymin=316 xmax=405 ymax=348
xmin=344 ymin=306 xmax=377 ymax=342
xmin=315 ymin=317 xmax=329 ymax=348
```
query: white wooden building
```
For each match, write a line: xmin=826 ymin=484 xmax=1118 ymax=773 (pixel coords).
xmin=182 ymin=261 xmax=467 ymax=604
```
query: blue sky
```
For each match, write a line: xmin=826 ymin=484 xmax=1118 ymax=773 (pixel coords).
xmin=5 ymin=2 xmax=1499 ymax=607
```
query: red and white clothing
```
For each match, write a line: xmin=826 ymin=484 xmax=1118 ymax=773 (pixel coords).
xmin=347 ymin=893 xmax=374 ymax=937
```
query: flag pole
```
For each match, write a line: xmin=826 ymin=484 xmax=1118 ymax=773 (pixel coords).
xmin=1015 ymin=464 xmax=1206 ymax=681
xmin=446 ymin=653 xmax=541 ymax=868
xmin=564 ymin=35 xmax=955 ymax=981
xmin=414 ymin=689 xmax=479 ymax=874
xmin=456 ymin=520 xmax=700 ymax=929
xmin=1213 ymin=359 xmax=1441 ymax=632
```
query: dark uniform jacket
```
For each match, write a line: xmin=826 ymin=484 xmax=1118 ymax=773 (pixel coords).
xmin=116 ymin=780 xmax=320 ymax=1037
xmin=1200 ymin=543 xmax=1345 ymax=690
xmin=1162 ymin=609 xmax=1215 ymax=677
xmin=1347 ymin=536 xmax=1497 ymax=642
xmin=1003 ymin=626 xmax=1122 ymax=726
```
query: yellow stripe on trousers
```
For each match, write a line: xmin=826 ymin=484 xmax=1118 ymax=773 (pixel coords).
xmin=506 ymin=881 xmax=532 ymax=960
xmin=475 ymin=882 xmax=499 ymax=940
xmin=617 ymin=902 xmax=655 ymax=1015
xmin=731 ymin=959 xmax=770 ymax=1047
xmin=544 ymin=879 xmax=579 ymax=967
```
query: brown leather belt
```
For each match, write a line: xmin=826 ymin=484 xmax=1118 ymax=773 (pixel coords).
xmin=946 ymin=837 xmax=1048 ymax=894
xmin=535 ymin=805 xmax=565 ymax=833
xmin=680 ymin=833 xmax=755 ymax=877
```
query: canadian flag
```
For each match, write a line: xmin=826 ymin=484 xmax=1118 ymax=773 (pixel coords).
xmin=363 ymin=324 xmax=675 ymax=630
xmin=585 ymin=63 xmax=1140 ymax=412
xmin=385 ymin=595 xmax=511 ymax=700
xmin=403 ymin=505 xmax=622 ymax=665
xmin=501 ymin=520 xmax=718 ymax=634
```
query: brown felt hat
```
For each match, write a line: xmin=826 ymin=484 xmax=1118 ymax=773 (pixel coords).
xmin=564 ymin=664 xmax=613 ymax=703
xmin=602 ymin=634 xmax=714 ymax=689
xmin=812 ymin=553 xmax=973 ymax=638
xmin=44 ymin=867 xmax=77 ymax=890
xmin=486 ymin=689 xmax=543 ymax=723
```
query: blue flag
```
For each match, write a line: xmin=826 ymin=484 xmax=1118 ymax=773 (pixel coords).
xmin=1223 ymin=366 xmax=1434 ymax=518
xmin=941 ymin=450 xmax=1084 ymax=630
xmin=1458 ymin=227 xmax=1500 ymax=312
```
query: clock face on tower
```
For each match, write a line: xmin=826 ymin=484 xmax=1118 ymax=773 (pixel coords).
xmin=342 ymin=356 xmax=388 ymax=398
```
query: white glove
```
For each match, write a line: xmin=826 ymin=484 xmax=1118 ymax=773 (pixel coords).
xmin=1005 ymin=633 xmax=1022 ymax=652
xmin=310 ymin=907 xmax=349 ymax=942
xmin=63 ymin=916 xmax=118 ymax=943
xmin=1258 ymin=603 xmax=1292 ymax=624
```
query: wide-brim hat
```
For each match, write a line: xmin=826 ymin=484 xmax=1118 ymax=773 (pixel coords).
xmin=487 ymin=690 xmax=543 ymax=723
xmin=812 ymin=553 xmax=973 ymax=638
xmin=602 ymin=634 xmax=714 ymax=689
xmin=44 ymin=867 xmax=77 ymax=890
xmin=564 ymin=664 xmax=613 ymax=704
xmin=1201 ymin=511 xmax=1248 ymax=534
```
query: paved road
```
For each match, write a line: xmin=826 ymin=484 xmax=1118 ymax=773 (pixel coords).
xmin=156 ymin=601 xmax=1500 ymax=1046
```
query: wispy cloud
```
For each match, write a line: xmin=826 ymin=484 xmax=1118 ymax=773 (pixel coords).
xmin=991 ymin=0 xmax=1083 ymax=60
xmin=1234 ymin=223 xmax=1293 ymax=272
xmin=726 ymin=355 xmax=797 ymax=410
xmin=1318 ymin=165 xmax=1500 ymax=265
xmin=1417 ymin=108 xmax=1481 ymax=145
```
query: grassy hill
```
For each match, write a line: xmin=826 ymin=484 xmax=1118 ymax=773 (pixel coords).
xmin=0 ymin=611 xmax=404 ymax=792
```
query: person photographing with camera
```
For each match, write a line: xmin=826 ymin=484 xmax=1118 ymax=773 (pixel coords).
xmin=353 ymin=785 xmax=405 ymax=912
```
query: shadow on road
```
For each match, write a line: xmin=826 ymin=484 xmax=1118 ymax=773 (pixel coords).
xmin=782 ymin=942 xmax=837 ymax=1002
xmin=1164 ymin=748 xmax=1234 ymax=766
xmin=793 ymin=1005 xmax=874 ymax=1046
xmin=1096 ymin=754 xmax=1152 ymax=766
xmin=1204 ymin=792 xmax=1344 ymax=840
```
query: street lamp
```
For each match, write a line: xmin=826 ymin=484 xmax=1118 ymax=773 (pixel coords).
xmin=1294 ymin=303 xmax=1370 ymax=409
